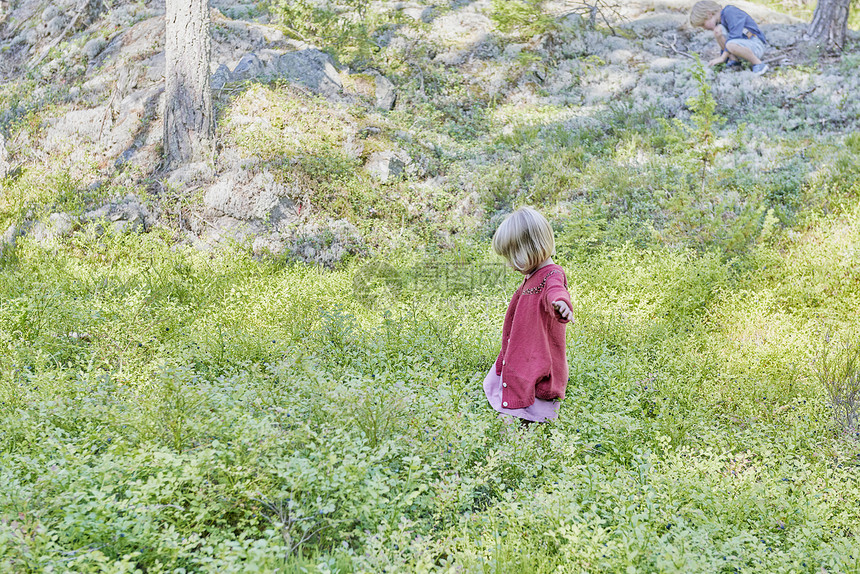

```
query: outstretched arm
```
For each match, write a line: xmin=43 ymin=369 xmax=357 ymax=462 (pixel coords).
xmin=551 ymin=300 xmax=573 ymax=322
xmin=544 ymin=272 xmax=573 ymax=323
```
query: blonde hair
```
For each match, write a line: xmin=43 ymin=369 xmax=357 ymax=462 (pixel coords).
xmin=690 ymin=0 xmax=721 ymax=26
xmin=492 ymin=207 xmax=555 ymax=273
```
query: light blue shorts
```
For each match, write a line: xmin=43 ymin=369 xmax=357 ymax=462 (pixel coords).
xmin=726 ymin=36 xmax=766 ymax=61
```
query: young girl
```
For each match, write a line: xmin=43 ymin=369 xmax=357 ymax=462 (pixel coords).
xmin=483 ymin=207 xmax=573 ymax=423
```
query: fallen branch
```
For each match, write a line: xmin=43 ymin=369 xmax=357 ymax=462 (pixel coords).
xmin=566 ymin=1 xmax=623 ymax=35
xmin=763 ymin=50 xmax=794 ymax=65
xmin=97 ymin=85 xmax=118 ymax=143
xmin=30 ymin=5 xmax=86 ymax=67
xmin=783 ymin=85 xmax=817 ymax=107
xmin=657 ymin=34 xmax=697 ymax=60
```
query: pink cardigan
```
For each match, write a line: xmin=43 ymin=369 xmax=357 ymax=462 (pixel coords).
xmin=495 ymin=264 xmax=571 ymax=409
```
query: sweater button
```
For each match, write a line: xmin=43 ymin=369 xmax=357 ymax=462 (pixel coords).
xmin=502 ymin=383 xmax=507 ymax=388
xmin=502 ymin=360 xmax=505 ymax=366
xmin=502 ymin=401 xmax=508 ymax=407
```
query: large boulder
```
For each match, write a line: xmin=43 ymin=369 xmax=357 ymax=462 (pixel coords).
xmin=231 ymin=52 xmax=264 ymax=81
xmin=274 ymin=49 xmax=343 ymax=97
xmin=43 ymin=83 xmax=163 ymax=173
xmin=198 ymin=215 xmax=268 ymax=247
xmin=203 ymin=170 xmax=298 ymax=229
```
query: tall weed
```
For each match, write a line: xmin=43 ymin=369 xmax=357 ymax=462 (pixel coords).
xmin=816 ymin=330 xmax=860 ymax=434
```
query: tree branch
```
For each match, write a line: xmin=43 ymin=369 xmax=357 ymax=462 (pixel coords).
xmin=657 ymin=34 xmax=697 ymax=60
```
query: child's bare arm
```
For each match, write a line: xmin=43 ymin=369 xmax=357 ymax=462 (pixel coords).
xmin=708 ymin=52 xmax=728 ymax=66
xmin=708 ymin=31 xmax=729 ymax=66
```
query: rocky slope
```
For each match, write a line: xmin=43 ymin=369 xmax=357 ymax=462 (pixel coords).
xmin=0 ymin=0 xmax=857 ymax=263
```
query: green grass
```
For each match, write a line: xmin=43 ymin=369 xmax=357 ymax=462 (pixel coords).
xmin=1 ymin=199 xmax=859 ymax=571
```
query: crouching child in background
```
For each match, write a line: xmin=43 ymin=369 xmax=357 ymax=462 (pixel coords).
xmin=690 ymin=1 xmax=769 ymax=75
xmin=483 ymin=207 xmax=573 ymax=423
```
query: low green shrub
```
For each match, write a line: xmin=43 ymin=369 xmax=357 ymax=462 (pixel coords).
xmin=490 ymin=0 xmax=558 ymax=37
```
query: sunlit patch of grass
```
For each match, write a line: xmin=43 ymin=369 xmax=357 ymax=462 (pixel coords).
xmin=0 ymin=168 xmax=113 ymax=231
xmin=223 ymin=82 xmax=355 ymax=165
xmin=219 ymin=82 xmax=416 ymax=224
xmin=489 ymin=103 xmax=584 ymax=134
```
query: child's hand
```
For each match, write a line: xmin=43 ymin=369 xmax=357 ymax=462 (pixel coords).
xmin=552 ymin=300 xmax=573 ymax=322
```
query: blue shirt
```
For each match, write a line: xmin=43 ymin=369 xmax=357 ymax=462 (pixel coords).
xmin=721 ymin=5 xmax=767 ymax=44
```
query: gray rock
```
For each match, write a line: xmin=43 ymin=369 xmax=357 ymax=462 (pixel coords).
xmin=203 ymin=170 xmax=298 ymax=228
xmin=1 ymin=223 xmax=22 ymax=247
xmin=114 ymin=149 xmax=135 ymax=168
xmin=31 ymin=213 xmax=77 ymax=243
xmin=231 ymin=52 xmax=264 ymax=81
xmin=366 ymin=151 xmax=408 ymax=182
xmin=375 ymin=74 xmax=397 ymax=110
xmin=84 ymin=195 xmax=152 ymax=234
xmin=200 ymin=215 xmax=267 ymax=246
xmin=165 ymin=162 xmax=215 ymax=189
xmin=211 ymin=63 xmax=232 ymax=91
xmin=275 ymin=49 xmax=342 ymax=97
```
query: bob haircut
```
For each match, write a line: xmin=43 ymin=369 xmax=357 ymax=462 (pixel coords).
xmin=492 ymin=207 xmax=555 ymax=273
xmin=690 ymin=0 xmax=721 ymax=26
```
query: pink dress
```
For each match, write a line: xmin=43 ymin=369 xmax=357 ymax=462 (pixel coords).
xmin=483 ymin=367 xmax=560 ymax=422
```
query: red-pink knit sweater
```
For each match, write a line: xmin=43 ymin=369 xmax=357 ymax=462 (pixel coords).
xmin=495 ymin=264 xmax=572 ymax=409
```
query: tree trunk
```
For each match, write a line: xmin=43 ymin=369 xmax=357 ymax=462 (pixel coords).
xmin=163 ymin=0 xmax=213 ymax=170
xmin=807 ymin=0 xmax=851 ymax=51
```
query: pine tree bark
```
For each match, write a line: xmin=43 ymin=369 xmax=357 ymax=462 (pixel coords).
xmin=163 ymin=0 xmax=213 ymax=170
xmin=807 ymin=0 xmax=851 ymax=51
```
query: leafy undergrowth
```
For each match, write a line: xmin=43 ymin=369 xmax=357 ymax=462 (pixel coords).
xmin=1 ymin=202 xmax=859 ymax=572
xmin=2 ymin=1 xmax=860 ymax=572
